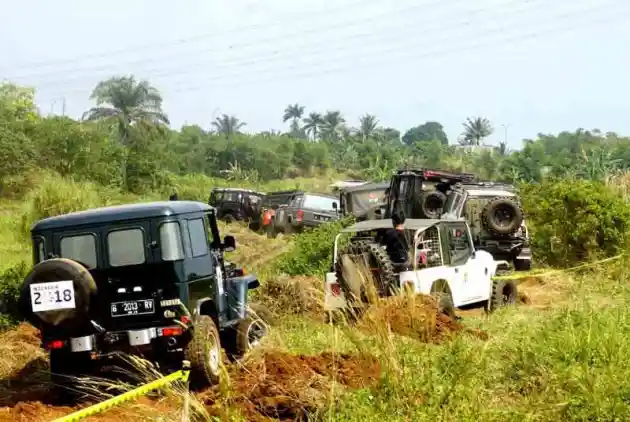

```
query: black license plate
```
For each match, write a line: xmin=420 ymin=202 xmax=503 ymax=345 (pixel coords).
xmin=316 ymin=215 xmax=330 ymax=221
xmin=111 ymin=299 xmax=155 ymax=317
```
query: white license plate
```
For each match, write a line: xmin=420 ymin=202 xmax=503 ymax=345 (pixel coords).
xmin=30 ymin=281 xmax=76 ymax=313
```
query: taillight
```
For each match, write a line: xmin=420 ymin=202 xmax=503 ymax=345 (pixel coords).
xmin=330 ymin=283 xmax=341 ymax=296
xmin=161 ymin=327 xmax=183 ymax=336
xmin=296 ymin=209 xmax=304 ymax=222
xmin=46 ymin=340 xmax=65 ymax=350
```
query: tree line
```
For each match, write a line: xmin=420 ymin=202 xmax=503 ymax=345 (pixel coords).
xmin=1 ymin=75 xmax=629 ymax=195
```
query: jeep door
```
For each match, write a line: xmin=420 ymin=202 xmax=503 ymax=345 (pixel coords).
xmin=443 ymin=222 xmax=485 ymax=305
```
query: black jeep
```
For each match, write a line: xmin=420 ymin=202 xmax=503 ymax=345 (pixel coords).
xmin=18 ymin=201 xmax=266 ymax=396
xmin=208 ymin=188 xmax=264 ymax=226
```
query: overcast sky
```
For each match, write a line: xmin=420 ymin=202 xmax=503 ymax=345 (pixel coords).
xmin=1 ymin=0 xmax=629 ymax=148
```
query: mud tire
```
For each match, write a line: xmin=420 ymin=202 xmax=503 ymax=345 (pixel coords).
xmin=481 ymin=196 xmax=524 ymax=235
xmin=185 ymin=315 xmax=222 ymax=387
xmin=18 ymin=258 xmax=97 ymax=333
xmin=335 ymin=241 xmax=397 ymax=303
xmin=419 ymin=191 xmax=447 ymax=219
xmin=486 ymin=278 xmax=518 ymax=313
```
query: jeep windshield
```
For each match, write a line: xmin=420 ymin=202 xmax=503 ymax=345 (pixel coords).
xmin=303 ymin=195 xmax=338 ymax=211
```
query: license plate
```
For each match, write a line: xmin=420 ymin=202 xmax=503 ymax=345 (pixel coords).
xmin=316 ymin=215 xmax=329 ymax=221
xmin=111 ymin=299 xmax=155 ymax=317
xmin=30 ymin=281 xmax=76 ymax=313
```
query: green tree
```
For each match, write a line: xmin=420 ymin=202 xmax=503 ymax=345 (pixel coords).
xmin=303 ymin=112 xmax=324 ymax=141
xmin=358 ymin=114 xmax=379 ymax=142
xmin=283 ymin=103 xmax=305 ymax=135
xmin=402 ymin=121 xmax=448 ymax=146
xmin=320 ymin=111 xmax=345 ymax=141
xmin=82 ymin=76 xmax=169 ymax=144
xmin=212 ymin=114 xmax=246 ymax=139
xmin=461 ymin=117 xmax=493 ymax=146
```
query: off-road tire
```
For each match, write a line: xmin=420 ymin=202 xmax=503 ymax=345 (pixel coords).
xmin=18 ymin=258 xmax=97 ymax=333
xmin=185 ymin=315 xmax=222 ymax=387
xmin=232 ymin=306 xmax=269 ymax=358
xmin=481 ymin=196 xmax=524 ymax=236
xmin=50 ymin=350 xmax=93 ymax=404
xmin=432 ymin=292 xmax=456 ymax=318
xmin=336 ymin=241 xmax=397 ymax=303
xmin=419 ymin=191 xmax=447 ymax=219
xmin=486 ymin=278 xmax=518 ymax=313
xmin=223 ymin=213 xmax=235 ymax=224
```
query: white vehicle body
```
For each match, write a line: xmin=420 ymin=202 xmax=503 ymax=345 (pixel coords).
xmin=324 ymin=218 xmax=508 ymax=311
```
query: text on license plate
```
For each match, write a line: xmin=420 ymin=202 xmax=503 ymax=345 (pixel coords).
xmin=111 ymin=300 xmax=155 ymax=317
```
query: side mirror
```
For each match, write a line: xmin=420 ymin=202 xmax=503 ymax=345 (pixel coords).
xmin=223 ymin=235 xmax=236 ymax=252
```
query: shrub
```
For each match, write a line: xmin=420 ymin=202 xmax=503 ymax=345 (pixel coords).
xmin=0 ymin=261 xmax=30 ymax=330
xmin=520 ymin=178 xmax=630 ymax=267
xmin=274 ymin=217 xmax=353 ymax=277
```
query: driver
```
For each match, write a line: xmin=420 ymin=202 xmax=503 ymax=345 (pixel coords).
xmin=382 ymin=209 xmax=409 ymax=264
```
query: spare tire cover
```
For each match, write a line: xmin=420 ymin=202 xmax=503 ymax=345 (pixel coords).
xmin=419 ymin=191 xmax=447 ymax=219
xmin=18 ymin=258 xmax=97 ymax=330
xmin=481 ymin=197 xmax=524 ymax=235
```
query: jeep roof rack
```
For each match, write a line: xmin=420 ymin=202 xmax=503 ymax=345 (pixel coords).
xmin=394 ymin=168 xmax=476 ymax=184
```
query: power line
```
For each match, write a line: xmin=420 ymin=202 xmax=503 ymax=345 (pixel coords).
xmin=6 ymin=0 xmax=499 ymax=79
xmin=0 ymin=0 xmax=441 ymax=72
xmin=37 ymin=3 xmax=630 ymax=100
xmin=19 ymin=1 xmax=615 ymax=88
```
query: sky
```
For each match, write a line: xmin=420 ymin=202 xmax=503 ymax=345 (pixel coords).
xmin=1 ymin=0 xmax=629 ymax=149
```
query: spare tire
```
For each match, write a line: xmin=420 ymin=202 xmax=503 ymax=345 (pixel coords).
xmin=335 ymin=241 xmax=397 ymax=303
xmin=18 ymin=258 xmax=97 ymax=332
xmin=481 ymin=196 xmax=524 ymax=235
xmin=419 ymin=191 xmax=447 ymax=219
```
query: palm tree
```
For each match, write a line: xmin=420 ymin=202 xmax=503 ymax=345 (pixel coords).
xmin=283 ymin=103 xmax=305 ymax=134
xmin=461 ymin=116 xmax=493 ymax=146
xmin=358 ymin=113 xmax=379 ymax=142
xmin=82 ymin=76 xmax=169 ymax=144
xmin=303 ymin=112 xmax=324 ymax=141
xmin=320 ymin=111 xmax=345 ymax=141
xmin=212 ymin=114 xmax=246 ymax=138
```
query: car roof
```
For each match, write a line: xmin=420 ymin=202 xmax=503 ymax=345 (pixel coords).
xmin=342 ymin=218 xmax=448 ymax=233
xmin=32 ymin=201 xmax=214 ymax=232
xmin=341 ymin=181 xmax=390 ymax=193
xmin=464 ymin=188 xmax=516 ymax=197
xmin=211 ymin=187 xmax=265 ymax=195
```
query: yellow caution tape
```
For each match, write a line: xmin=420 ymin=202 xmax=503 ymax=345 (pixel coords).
xmin=492 ymin=254 xmax=624 ymax=281
xmin=52 ymin=361 xmax=191 ymax=422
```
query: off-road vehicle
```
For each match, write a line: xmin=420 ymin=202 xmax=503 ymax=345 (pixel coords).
xmin=208 ymin=187 xmax=264 ymax=227
xmin=442 ymin=182 xmax=531 ymax=270
xmin=384 ymin=168 xmax=476 ymax=220
xmin=339 ymin=181 xmax=389 ymax=221
xmin=259 ymin=189 xmax=301 ymax=233
xmin=324 ymin=218 xmax=517 ymax=314
xmin=267 ymin=192 xmax=340 ymax=238
xmin=18 ymin=201 xmax=267 ymax=397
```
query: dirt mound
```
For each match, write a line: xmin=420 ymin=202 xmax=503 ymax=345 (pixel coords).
xmin=357 ymin=295 xmax=487 ymax=343
xmin=199 ymin=351 xmax=380 ymax=421
xmin=258 ymin=275 xmax=324 ymax=317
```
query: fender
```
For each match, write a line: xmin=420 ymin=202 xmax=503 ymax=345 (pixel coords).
xmin=226 ymin=274 xmax=258 ymax=321
xmin=194 ymin=297 xmax=219 ymax=323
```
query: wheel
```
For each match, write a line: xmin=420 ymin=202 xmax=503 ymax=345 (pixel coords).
xmin=184 ymin=315 xmax=222 ymax=387
xmin=419 ymin=191 xmax=447 ymax=219
xmin=234 ymin=312 xmax=268 ymax=357
xmin=486 ymin=278 xmax=518 ymax=312
xmin=223 ymin=213 xmax=235 ymax=224
xmin=432 ymin=292 xmax=456 ymax=318
xmin=50 ymin=350 xmax=93 ymax=404
xmin=481 ymin=197 xmax=524 ymax=236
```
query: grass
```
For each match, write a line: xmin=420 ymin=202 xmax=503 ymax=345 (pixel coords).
xmin=2 ymin=174 xmax=630 ymax=420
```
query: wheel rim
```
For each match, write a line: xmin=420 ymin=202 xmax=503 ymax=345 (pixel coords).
xmin=208 ymin=337 xmax=220 ymax=372
xmin=494 ymin=207 xmax=514 ymax=228
xmin=247 ymin=320 xmax=267 ymax=348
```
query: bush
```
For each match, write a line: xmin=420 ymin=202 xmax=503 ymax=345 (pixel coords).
xmin=275 ymin=217 xmax=353 ymax=277
xmin=520 ymin=178 xmax=630 ymax=267
xmin=0 ymin=261 xmax=30 ymax=330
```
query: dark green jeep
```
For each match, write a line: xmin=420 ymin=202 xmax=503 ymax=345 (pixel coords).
xmin=17 ymin=201 xmax=266 ymax=395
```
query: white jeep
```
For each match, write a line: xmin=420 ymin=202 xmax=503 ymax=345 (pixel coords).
xmin=324 ymin=218 xmax=517 ymax=314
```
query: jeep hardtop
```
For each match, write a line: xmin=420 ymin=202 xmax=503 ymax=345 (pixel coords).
xmin=324 ymin=217 xmax=517 ymax=314
xmin=208 ymin=187 xmax=265 ymax=226
xmin=339 ymin=181 xmax=389 ymax=221
xmin=19 ymin=201 xmax=266 ymax=397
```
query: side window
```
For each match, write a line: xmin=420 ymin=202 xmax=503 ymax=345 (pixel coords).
xmin=60 ymin=234 xmax=98 ymax=268
xmin=34 ymin=237 xmax=46 ymax=263
xmin=447 ymin=224 xmax=472 ymax=265
xmin=188 ymin=218 xmax=209 ymax=257
xmin=107 ymin=228 xmax=146 ymax=267
xmin=160 ymin=222 xmax=185 ymax=261
xmin=415 ymin=226 xmax=443 ymax=268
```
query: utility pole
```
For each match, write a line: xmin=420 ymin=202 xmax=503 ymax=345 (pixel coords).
xmin=501 ymin=124 xmax=510 ymax=144
xmin=61 ymin=97 xmax=66 ymax=116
